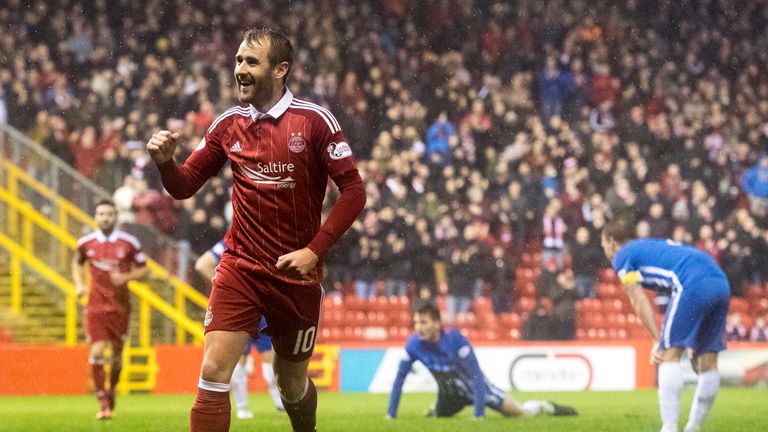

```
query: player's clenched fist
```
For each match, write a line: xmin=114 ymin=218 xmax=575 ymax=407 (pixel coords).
xmin=146 ymin=130 xmax=181 ymax=164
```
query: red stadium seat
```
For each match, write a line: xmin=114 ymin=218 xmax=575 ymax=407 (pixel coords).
xmin=471 ymin=296 xmax=492 ymax=315
xmin=521 ymin=253 xmax=533 ymax=267
xmin=323 ymin=295 xmax=343 ymax=310
xmin=751 ymin=299 xmax=768 ymax=316
xmin=518 ymin=282 xmax=536 ymax=297
xmin=597 ymin=283 xmax=619 ymax=299
xmin=516 ymin=296 xmax=536 ymax=313
xmin=374 ymin=295 xmax=389 ymax=310
xmin=729 ymin=298 xmax=749 ymax=315
xmin=598 ymin=268 xmax=618 ymax=283
xmin=499 ymin=312 xmax=521 ymax=330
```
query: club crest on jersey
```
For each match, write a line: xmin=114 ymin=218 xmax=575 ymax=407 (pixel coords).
xmin=327 ymin=141 xmax=352 ymax=160
xmin=289 ymin=133 xmax=307 ymax=153
xmin=231 ymin=140 xmax=243 ymax=153
xmin=116 ymin=248 xmax=126 ymax=259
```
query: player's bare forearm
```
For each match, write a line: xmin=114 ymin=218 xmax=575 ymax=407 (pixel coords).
xmin=625 ymin=283 xmax=659 ymax=342
xmin=71 ymin=256 xmax=87 ymax=298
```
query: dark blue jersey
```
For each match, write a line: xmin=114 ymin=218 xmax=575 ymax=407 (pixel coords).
xmin=388 ymin=326 xmax=491 ymax=418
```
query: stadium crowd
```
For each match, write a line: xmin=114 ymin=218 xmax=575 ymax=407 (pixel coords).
xmin=2 ymin=0 xmax=768 ymax=340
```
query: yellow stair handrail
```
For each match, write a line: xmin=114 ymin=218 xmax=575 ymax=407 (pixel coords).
xmin=2 ymin=161 xmax=209 ymax=343
xmin=2 ymin=160 xmax=208 ymax=301
xmin=0 ymin=185 xmax=205 ymax=344
xmin=0 ymin=230 xmax=81 ymax=345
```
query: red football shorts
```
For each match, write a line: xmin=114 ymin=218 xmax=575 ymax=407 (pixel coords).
xmin=205 ymin=256 xmax=323 ymax=362
xmin=85 ymin=309 xmax=128 ymax=349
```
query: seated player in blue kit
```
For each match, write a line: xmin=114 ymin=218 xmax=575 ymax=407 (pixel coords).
xmin=387 ymin=301 xmax=576 ymax=420
xmin=602 ymin=218 xmax=730 ymax=432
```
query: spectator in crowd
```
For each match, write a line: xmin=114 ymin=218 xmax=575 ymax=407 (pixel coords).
xmin=444 ymin=243 xmax=481 ymax=320
xmin=741 ymin=156 xmax=768 ymax=218
xmin=4 ymin=0 xmax=768 ymax=345
xmin=350 ymin=235 xmax=379 ymax=299
xmin=381 ymin=231 xmax=410 ymax=297
xmin=523 ymin=298 xmax=554 ymax=341
xmin=568 ymin=226 xmax=603 ymax=298
xmin=537 ymin=55 xmax=573 ymax=121
xmin=550 ymin=270 xmax=578 ymax=340
xmin=750 ymin=317 xmax=768 ymax=343
xmin=541 ymin=199 xmax=567 ymax=270
xmin=485 ymin=244 xmax=516 ymax=315
xmin=725 ymin=313 xmax=749 ymax=342
xmin=425 ymin=111 xmax=457 ymax=163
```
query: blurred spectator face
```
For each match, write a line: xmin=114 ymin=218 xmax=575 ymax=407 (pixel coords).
xmin=575 ymin=226 xmax=590 ymax=245
xmin=649 ymin=203 xmax=664 ymax=219
xmin=636 ymin=220 xmax=651 ymax=238
xmin=699 ymin=224 xmax=713 ymax=240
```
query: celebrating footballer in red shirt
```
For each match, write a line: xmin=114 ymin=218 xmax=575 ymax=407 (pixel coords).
xmin=147 ymin=28 xmax=366 ymax=432
xmin=72 ymin=199 xmax=148 ymax=420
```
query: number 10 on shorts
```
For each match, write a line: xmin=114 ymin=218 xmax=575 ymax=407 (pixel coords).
xmin=293 ymin=326 xmax=317 ymax=355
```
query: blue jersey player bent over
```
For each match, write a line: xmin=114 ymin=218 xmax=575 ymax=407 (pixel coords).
xmin=387 ymin=301 xmax=576 ymax=420
xmin=601 ymin=218 xmax=730 ymax=432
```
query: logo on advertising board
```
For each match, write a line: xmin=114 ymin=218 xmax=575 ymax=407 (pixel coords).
xmin=508 ymin=353 xmax=593 ymax=391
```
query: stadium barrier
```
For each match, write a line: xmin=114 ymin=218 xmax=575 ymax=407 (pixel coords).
xmin=3 ymin=341 xmax=766 ymax=395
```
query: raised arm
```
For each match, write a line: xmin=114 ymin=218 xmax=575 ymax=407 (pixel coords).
xmin=147 ymin=131 xmax=227 ymax=199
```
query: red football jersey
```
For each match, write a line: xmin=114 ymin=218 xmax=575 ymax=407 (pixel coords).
xmin=77 ymin=229 xmax=146 ymax=313
xmin=172 ymin=90 xmax=360 ymax=284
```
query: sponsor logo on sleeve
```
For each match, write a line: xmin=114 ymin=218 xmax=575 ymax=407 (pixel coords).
xmin=327 ymin=141 xmax=352 ymax=160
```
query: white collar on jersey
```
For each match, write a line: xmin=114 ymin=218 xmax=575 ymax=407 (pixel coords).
xmin=250 ymin=88 xmax=293 ymax=121
xmin=95 ymin=229 xmax=120 ymax=243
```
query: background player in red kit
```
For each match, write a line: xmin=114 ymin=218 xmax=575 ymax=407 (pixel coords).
xmin=146 ymin=28 xmax=366 ymax=432
xmin=72 ymin=199 xmax=148 ymax=419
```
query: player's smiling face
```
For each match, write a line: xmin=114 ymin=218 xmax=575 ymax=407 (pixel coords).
xmin=414 ymin=312 xmax=441 ymax=343
xmin=234 ymin=39 xmax=275 ymax=106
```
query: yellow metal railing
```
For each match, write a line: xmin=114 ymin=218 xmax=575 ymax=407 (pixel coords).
xmin=2 ymin=160 xmax=208 ymax=343
xmin=0 ymin=183 xmax=205 ymax=345
xmin=0 ymin=231 xmax=81 ymax=344
xmin=119 ymin=346 xmax=159 ymax=394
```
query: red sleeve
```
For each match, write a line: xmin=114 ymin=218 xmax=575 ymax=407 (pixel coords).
xmin=156 ymin=130 xmax=229 ymax=199
xmin=76 ymin=242 xmax=88 ymax=265
xmin=303 ymin=111 xmax=366 ymax=257
xmin=306 ymin=166 xmax=366 ymax=257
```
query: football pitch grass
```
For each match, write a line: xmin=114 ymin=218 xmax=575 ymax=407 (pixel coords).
xmin=1 ymin=388 xmax=766 ymax=431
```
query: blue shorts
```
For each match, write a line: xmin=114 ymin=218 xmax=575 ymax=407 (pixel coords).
xmin=243 ymin=316 xmax=273 ymax=355
xmin=660 ymin=277 xmax=730 ymax=357
xmin=433 ymin=380 xmax=506 ymax=417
